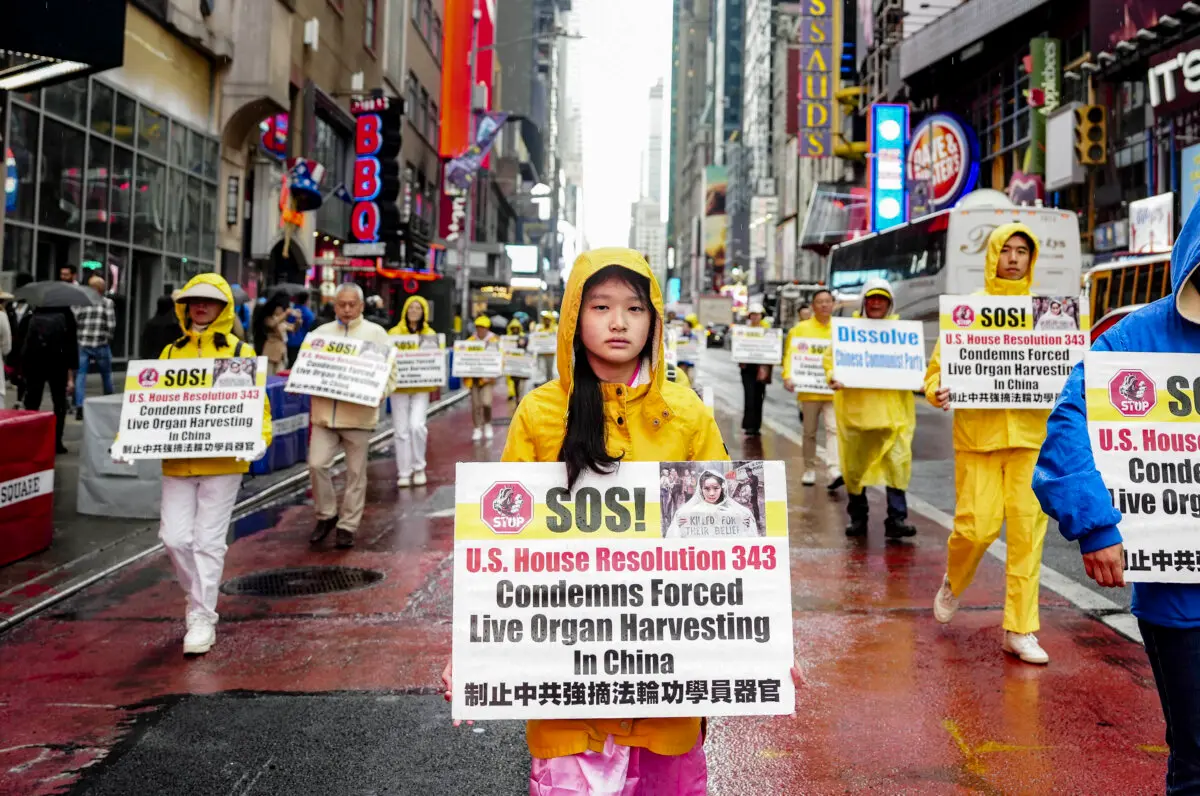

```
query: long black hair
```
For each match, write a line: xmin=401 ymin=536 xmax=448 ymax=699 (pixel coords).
xmin=558 ymin=266 xmax=657 ymax=491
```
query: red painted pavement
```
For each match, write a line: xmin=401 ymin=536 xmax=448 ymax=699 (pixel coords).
xmin=0 ymin=389 xmax=1170 ymax=795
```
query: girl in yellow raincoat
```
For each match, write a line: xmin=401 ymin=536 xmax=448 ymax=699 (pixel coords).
xmin=387 ymin=295 xmax=438 ymax=487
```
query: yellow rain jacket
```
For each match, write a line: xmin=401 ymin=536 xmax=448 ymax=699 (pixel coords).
xmin=782 ymin=316 xmax=834 ymax=403
xmin=923 ymin=221 xmax=1049 ymax=451
xmin=502 ymin=247 xmax=727 ymax=759
xmin=823 ymin=281 xmax=914 ymax=493
xmin=159 ymin=273 xmax=273 ymax=478
xmin=388 ymin=295 xmax=438 ymax=395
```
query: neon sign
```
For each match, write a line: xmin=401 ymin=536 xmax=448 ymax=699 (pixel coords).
xmin=348 ymin=96 xmax=402 ymax=259
xmin=868 ymin=104 xmax=909 ymax=233
xmin=906 ymin=114 xmax=979 ymax=211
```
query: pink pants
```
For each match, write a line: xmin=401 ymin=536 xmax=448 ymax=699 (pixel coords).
xmin=529 ymin=736 xmax=707 ymax=796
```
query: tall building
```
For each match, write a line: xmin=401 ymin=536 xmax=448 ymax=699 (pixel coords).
xmin=647 ymin=79 xmax=664 ymax=203
xmin=668 ymin=0 xmax=712 ymax=301
xmin=713 ymin=0 xmax=744 ymax=166
xmin=741 ymin=0 xmax=778 ymax=282
xmin=631 ymin=81 xmax=667 ymax=289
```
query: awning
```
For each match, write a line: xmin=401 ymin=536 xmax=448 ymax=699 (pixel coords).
xmin=899 ymin=0 xmax=1051 ymax=80
xmin=0 ymin=0 xmax=126 ymax=91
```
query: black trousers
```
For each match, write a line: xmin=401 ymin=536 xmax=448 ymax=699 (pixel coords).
xmin=847 ymin=488 xmax=908 ymax=522
xmin=740 ymin=366 xmax=766 ymax=432
xmin=24 ymin=366 xmax=68 ymax=446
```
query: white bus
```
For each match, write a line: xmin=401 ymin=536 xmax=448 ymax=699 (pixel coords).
xmin=827 ymin=204 xmax=1084 ymax=337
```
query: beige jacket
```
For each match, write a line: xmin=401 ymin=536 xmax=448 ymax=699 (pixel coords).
xmin=309 ymin=316 xmax=395 ymax=430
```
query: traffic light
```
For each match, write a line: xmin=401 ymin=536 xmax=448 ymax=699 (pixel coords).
xmin=1074 ymin=105 xmax=1107 ymax=166
xmin=406 ymin=218 xmax=431 ymax=271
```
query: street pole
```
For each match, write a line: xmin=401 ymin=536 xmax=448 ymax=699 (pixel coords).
xmin=457 ymin=0 xmax=480 ymax=337
xmin=545 ymin=21 xmax=560 ymax=292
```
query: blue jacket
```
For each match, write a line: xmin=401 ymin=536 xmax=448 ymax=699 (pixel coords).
xmin=1033 ymin=210 xmax=1200 ymax=629
xmin=287 ymin=304 xmax=315 ymax=348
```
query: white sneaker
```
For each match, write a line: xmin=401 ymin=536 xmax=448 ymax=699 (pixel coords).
xmin=801 ymin=470 xmax=817 ymax=486
xmin=471 ymin=428 xmax=483 ymax=441
xmin=484 ymin=424 xmax=494 ymax=440
xmin=397 ymin=474 xmax=412 ymax=487
xmin=183 ymin=620 xmax=216 ymax=655
xmin=1004 ymin=631 xmax=1049 ymax=665
xmin=933 ymin=574 xmax=960 ymax=624
xmin=412 ymin=470 xmax=427 ymax=486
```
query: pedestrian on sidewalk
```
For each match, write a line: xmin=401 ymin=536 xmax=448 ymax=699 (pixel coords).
xmin=71 ymin=275 xmax=116 ymax=419
xmin=287 ymin=290 xmax=315 ymax=366
xmin=1033 ymin=208 xmax=1200 ymax=792
xmin=783 ymin=289 xmax=841 ymax=491
xmin=141 ymin=294 xmax=181 ymax=358
xmin=927 ymin=224 xmax=1050 ymax=666
xmin=253 ymin=292 xmax=292 ymax=374
xmin=739 ymin=303 xmax=771 ymax=437
xmin=18 ymin=302 xmax=77 ymax=454
xmin=388 ymin=295 xmax=436 ymax=487
xmin=824 ymin=278 xmax=916 ymax=539
xmin=130 ymin=274 xmax=272 ymax=655
xmin=447 ymin=247 xmax=728 ymax=794
xmin=465 ymin=315 xmax=498 ymax=442
xmin=307 ymin=283 xmax=395 ymax=550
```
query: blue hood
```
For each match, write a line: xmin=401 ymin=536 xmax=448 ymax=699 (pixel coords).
xmin=1173 ymin=200 xmax=1200 ymax=321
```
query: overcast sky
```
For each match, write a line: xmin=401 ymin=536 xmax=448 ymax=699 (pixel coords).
xmin=578 ymin=0 xmax=673 ymax=250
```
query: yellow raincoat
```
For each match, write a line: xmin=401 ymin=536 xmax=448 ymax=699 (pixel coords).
xmin=502 ymin=247 xmax=727 ymax=760
xmin=388 ymin=295 xmax=437 ymax=395
xmin=923 ymin=222 xmax=1048 ymax=634
xmin=160 ymin=273 xmax=273 ymax=478
xmin=823 ymin=283 xmax=914 ymax=495
xmin=782 ymin=316 xmax=834 ymax=403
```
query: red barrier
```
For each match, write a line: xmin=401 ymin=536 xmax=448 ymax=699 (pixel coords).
xmin=0 ymin=409 xmax=55 ymax=566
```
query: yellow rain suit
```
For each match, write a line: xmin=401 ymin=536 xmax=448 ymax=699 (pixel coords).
xmin=823 ymin=280 xmax=915 ymax=497
xmin=502 ymin=247 xmax=727 ymax=760
xmin=387 ymin=295 xmax=437 ymax=395
xmin=924 ymin=222 xmax=1048 ymax=634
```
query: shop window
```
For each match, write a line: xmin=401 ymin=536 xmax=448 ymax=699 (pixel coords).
xmin=114 ymin=93 xmax=137 ymax=146
xmin=39 ymin=119 xmax=86 ymax=232
xmin=13 ymin=89 xmax=39 ymax=108
xmin=90 ymin=82 xmax=114 ymax=137
xmin=134 ymin=155 xmax=167 ymax=249
xmin=85 ymin=138 xmax=113 ymax=239
xmin=6 ymin=104 xmax=39 ymax=223
xmin=138 ymin=106 xmax=168 ymax=160
xmin=44 ymin=79 xmax=88 ymax=125
xmin=2 ymin=225 xmax=33 ymax=277
xmin=187 ymin=127 xmax=205 ymax=176
xmin=165 ymin=169 xmax=186 ymax=253
xmin=169 ymin=123 xmax=188 ymax=168
xmin=201 ymin=183 xmax=217 ymax=259
xmin=185 ymin=177 xmax=203 ymax=257
xmin=111 ymin=146 xmax=134 ymax=243
xmin=204 ymin=139 xmax=220 ymax=182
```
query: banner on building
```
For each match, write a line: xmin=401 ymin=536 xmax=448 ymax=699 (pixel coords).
xmin=1130 ymin=192 xmax=1176 ymax=254
xmin=938 ymin=295 xmax=1086 ymax=409
xmin=831 ymin=318 xmax=926 ymax=390
xmin=793 ymin=0 xmax=842 ymax=158
xmin=116 ymin=357 xmax=268 ymax=459
xmin=731 ymin=326 xmax=783 ymax=365
xmin=704 ymin=165 xmax=729 ymax=273
xmin=1086 ymin=351 xmax=1200 ymax=583
xmin=445 ymin=112 xmax=511 ymax=190
xmin=348 ymin=96 xmax=403 ymax=261
xmin=452 ymin=339 xmax=504 ymax=379
xmin=287 ymin=335 xmax=395 ymax=406
xmin=1025 ymin=38 xmax=1061 ymax=177
xmin=390 ymin=333 xmax=447 ymax=389
xmin=906 ymin=114 xmax=979 ymax=212
xmin=788 ymin=337 xmax=833 ymax=395
xmin=503 ymin=349 xmax=538 ymax=379
xmin=451 ymin=460 xmax=795 ymax=721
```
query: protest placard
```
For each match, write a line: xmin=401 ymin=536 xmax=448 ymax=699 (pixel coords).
xmin=390 ymin=333 xmax=446 ymax=390
xmin=665 ymin=328 xmax=679 ymax=366
xmin=115 ymin=356 xmax=267 ymax=459
xmin=939 ymin=295 xmax=1086 ymax=408
xmin=452 ymin=460 xmax=794 ymax=721
xmin=504 ymin=349 xmax=538 ymax=378
xmin=1087 ymin=352 xmax=1200 ymax=583
xmin=830 ymin=318 xmax=926 ymax=390
xmin=452 ymin=339 xmax=504 ymax=379
xmin=787 ymin=337 xmax=833 ymax=395
xmin=286 ymin=334 xmax=394 ymax=406
xmin=500 ymin=334 xmax=523 ymax=352
xmin=677 ymin=335 xmax=701 ymax=362
xmin=528 ymin=331 xmax=557 ymax=355
xmin=730 ymin=326 xmax=783 ymax=365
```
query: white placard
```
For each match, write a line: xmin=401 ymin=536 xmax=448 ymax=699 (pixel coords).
xmin=286 ymin=334 xmax=395 ymax=407
xmin=504 ymin=350 xmax=538 ymax=378
xmin=390 ymin=333 xmax=447 ymax=390
xmin=528 ymin=331 xmax=557 ymax=355
xmin=731 ymin=326 xmax=783 ymax=365
xmin=452 ymin=339 xmax=505 ymax=379
xmin=787 ymin=337 xmax=833 ymax=395
xmin=831 ymin=318 xmax=926 ymax=390
xmin=116 ymin=357 xmax=268 ymax=459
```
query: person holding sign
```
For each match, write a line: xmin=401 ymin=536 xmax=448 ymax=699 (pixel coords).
xmin=739 ymin=303 xmax=772 ymax=437
xmin=144 ymin=274 xmax=272 ymax=655
xmin=387 ymin=295 xmax=438 ymax=487
xmin=1034 ymin=211 xmax=1200 ymax=790
xmin=447 ymin=248 xmax=728 ymax=793
xmin=307 ymin=284 xmax=395 ymax=549
xmin=926 ymin=224 xmax=1050 ymax=665
xmin=465 ymin=316 xmax=499 ymax=441
xmin=825 ymin=279 xmax=916 ymax=539
xmin=783 ymin=289 xmax=840 ymax=490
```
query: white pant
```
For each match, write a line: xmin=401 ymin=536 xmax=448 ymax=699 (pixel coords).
xmin=159 ymin=474 xmax=242 ymax=625
xmin=389 ymin=391 xmax=430 ymax=477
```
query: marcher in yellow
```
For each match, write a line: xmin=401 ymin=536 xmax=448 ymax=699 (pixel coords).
xmin=824 ymin=278 xmax=916 ymax=538
xmin=925 ymin=223 xmax=1050 ymax=665
xmin=783 ymin=288 xmax=841 ymax=490
xmin=464 ymin=315 xmax=499 ymax=441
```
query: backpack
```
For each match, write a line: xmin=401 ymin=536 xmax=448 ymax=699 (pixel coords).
xmin=21 ymin=311 xmax=68 ymax=361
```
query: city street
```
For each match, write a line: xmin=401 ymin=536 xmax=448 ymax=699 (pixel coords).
xmin=0 ymin=350 xmax=1168 ymax=795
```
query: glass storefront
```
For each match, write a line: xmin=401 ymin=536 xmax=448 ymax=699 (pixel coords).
xmin=2 ymin=76 xmax=220 ymax=360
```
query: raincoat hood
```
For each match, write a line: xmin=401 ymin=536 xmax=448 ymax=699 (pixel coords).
xmin=669 ymin=466 xmax=757 ymax=538
xmin=391 ymin=295 xmax=433 ymax=335
xmin=174 ymin=273 xmax=235 ymax=340
xmin=557 ymin=247 xmax=664 ymax=397
xmin=692 ymin=468 xmax=731 ymax=506
xmin=858 ymin=277 xmax=894 ymax=318
xmin=1174 ymin=200 xmax=1200 ymax=324
xmin=984 ymin=222 xmax=1040 ymax=296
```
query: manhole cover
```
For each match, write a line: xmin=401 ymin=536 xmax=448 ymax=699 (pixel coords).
xmin=221 ymin=566 xmax=384 ymax=597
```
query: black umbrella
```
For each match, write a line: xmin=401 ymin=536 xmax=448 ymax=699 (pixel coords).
xmin=270 ymin=283 xmax=309 ymax=297
xmin=230 ymin=285 xmax=250 ymax=304
xmin=14 ymin=281 xmax=100 ymax=308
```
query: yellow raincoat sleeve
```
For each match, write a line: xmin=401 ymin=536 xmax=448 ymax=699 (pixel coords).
xmin=261 ymin=391 xmax=274 ymax=449
xmin=500 ymin=398 xmax=540 ymax=462
xmin=781 ymin=326 xmax=794 ymax=381
xmin=689 ymin=412 xmax=729 ymax=461
xmin=923 ymin=339 xmax=943 ymax=406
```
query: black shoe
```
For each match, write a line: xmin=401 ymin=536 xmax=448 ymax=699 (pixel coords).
xmin=827 ymin=475 xmax=844 ymax=491
xmin=845 ymin=520 xmax=868 ymax=537
xmin=884 ymin=520 xmax=917 ymax=539
xmin=310 ymin=515 xmax=338 ymax=544
xmin=75 ymin=407 xmax=83 ymax=421
xmin=335 ymin=528 xmax=355 ymax=549
xmin=55 ymin=443 xmax=69 ymax=455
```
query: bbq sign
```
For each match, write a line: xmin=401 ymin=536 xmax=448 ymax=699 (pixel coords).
xmin=906 ymin=114 xmax=979 ymax=211
xmin=349 ymin=96 xmax=402 ymax=260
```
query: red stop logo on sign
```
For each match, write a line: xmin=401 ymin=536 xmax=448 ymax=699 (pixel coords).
xmin=1108 ymin=369 xmax=1156 ymax=417
xmin=481 ymin=482 xmax=534 ymax=535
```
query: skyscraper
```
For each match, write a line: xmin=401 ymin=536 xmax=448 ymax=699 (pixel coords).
xmin=632 ymin=80 xmax=668 ymax=289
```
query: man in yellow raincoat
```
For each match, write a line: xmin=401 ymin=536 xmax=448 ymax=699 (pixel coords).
xmin=925 ymin=223 xmax=1050 ymax=665
xmin=824 ymin=278 xmax=916 ymax=538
